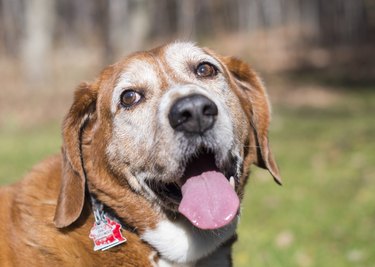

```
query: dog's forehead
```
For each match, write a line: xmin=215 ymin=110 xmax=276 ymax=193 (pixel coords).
xmin=114 ymin=42 xmax=222 ymax=86
xmin=117 ymin=57 xmax=161 ymax=88
xmin=162 ymin=42 xmax=221 ymax=67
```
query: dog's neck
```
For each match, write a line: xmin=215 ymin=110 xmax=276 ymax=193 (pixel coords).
xmin=86 ymin=180 xmax=237 ymax=265
xmin=85 ymin=176 xmax=160 ymax=234
xmin=88 ymin=193 xmax=139 ymax=234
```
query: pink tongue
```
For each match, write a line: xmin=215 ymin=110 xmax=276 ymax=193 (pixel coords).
xmin=178 ymin=171 xmax=239 ymax=230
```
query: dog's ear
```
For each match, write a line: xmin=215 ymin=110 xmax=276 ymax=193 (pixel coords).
xmin=54 ymin=82 xmax=97 ymax=228
xmin=223 ymin=57 xmax=282 ymax=185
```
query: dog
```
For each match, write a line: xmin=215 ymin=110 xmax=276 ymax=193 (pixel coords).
xmin=0 ymin=42 xmax=281 ymax=267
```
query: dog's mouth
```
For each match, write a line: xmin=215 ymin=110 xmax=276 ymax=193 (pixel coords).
xmin=145 ymin=148 xmax=240 ymax=230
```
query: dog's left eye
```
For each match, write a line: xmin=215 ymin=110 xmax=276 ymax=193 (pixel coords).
xmin=195 ymin=62 xmax=218 ymax=78
xmin=120 ymin=90 xmax=142 ymax=108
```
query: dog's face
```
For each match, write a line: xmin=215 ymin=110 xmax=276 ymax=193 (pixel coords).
xmin=54 ymin=42 xmax=281 ymax=231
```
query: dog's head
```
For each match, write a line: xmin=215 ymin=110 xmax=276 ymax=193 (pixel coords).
xmin=54 ymin=42 xmax=281 ymax=230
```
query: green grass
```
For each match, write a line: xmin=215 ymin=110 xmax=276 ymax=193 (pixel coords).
xmin=0 ymin=89 xmax=374 ymax=267
xmin=234 ymin=91 xmax=375 ymax=267
xmin=0 ymin=122 xmax=61 ymax=184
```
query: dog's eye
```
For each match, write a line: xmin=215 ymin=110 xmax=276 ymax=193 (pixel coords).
xmin=120 ymin=90 xmax=142 ymax=108
xmin=195 ymin=62 xmax=218 ymax=78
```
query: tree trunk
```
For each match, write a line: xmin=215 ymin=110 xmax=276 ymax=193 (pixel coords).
xmin=177 ymin=0 xmax=196 ymax=39
xmin=21 ymin=0 xmax=55 ymax=82
xmin=1 ymin=0 xmax=23 ymax=56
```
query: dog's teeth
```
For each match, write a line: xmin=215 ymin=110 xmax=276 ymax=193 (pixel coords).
xmin=229 ymin=176 xmax=235 ymax=189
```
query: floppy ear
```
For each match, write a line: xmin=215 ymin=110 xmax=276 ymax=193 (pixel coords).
xmin=223 ymin=57 xmax=282 ymax=185
xmin=54 ymin=82 xmax=97 ymax=228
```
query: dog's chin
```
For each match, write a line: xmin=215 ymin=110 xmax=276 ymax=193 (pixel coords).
xmin=144 ymin=148 xmax=240 ymax=229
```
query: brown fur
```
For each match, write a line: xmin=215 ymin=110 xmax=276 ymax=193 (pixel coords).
xmin=0 ymin=43 xmax=280 ymax=266
xmin=220 ymin=56 xmax=282 ymax=185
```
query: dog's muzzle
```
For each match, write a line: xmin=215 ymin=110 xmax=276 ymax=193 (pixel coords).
xmin=168 ymin=94 xmax=218 ymax=134
xmin=156 ymin=93 xmax=240 ymax=230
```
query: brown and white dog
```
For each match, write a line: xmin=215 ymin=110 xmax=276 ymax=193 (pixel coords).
xmin=0 ymin=42 xmax=281 ymax=267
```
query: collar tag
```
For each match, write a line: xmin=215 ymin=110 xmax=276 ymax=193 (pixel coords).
xmin=89 ymin=199 xmax=126 ymax=251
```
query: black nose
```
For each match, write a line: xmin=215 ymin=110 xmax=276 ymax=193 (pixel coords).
xmin=168 ymin=94 xmax=218 ymax=134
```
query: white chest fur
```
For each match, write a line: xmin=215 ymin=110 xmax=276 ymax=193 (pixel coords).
xmin=141 ymin=217 xmax=237 ymax=264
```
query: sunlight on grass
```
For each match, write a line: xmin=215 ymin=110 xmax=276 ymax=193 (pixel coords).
xmin=0 ymin=122 xmax=61 ymax=184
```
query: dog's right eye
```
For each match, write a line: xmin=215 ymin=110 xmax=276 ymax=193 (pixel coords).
xmin=195 ymin=62 xmax=218 ymax=78
xmin=120 ymin=90 xmax=142 ymax=108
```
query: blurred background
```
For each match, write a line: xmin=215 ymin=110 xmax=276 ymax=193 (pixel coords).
xmin=0 ymin=0 xmax=374 ymax=266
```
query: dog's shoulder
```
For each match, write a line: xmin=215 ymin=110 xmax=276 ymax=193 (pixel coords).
xmin=14 ymin=154 xmax=62 ymax=211
xmin=0 ymin=155 xmax=158 ymax=266
xmin=0 ymin=154 xmax=62 ymax=223
xmin=0 ymin=155 xmax=66 ymax=265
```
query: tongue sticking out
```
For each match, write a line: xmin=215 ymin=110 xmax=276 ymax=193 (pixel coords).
xmin=178 ymin=171 xmax=240 ymax=230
